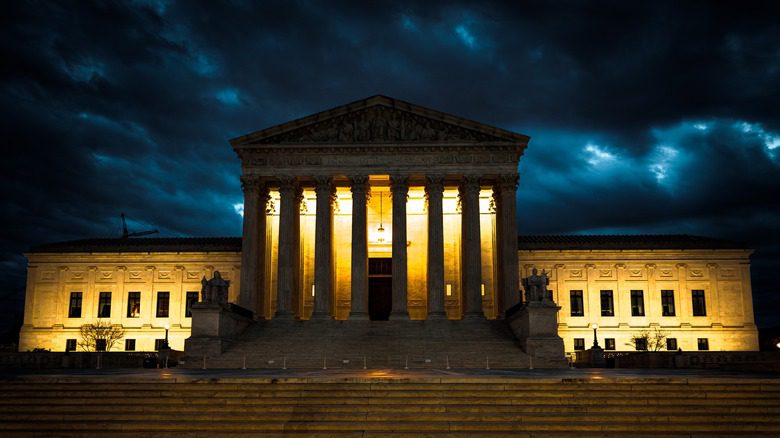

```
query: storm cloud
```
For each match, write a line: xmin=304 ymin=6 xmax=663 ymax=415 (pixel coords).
xmin=1 ymin=1 xmax=779 ymax=329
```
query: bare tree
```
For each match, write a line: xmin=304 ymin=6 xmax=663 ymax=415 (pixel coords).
xmin=626 ymin=327 xmax=668 ymax=351
xmin=79 ymin=321 xmax=125 ymax=352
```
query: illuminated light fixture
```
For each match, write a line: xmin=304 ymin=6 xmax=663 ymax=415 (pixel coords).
xmin=311 ymin=284 xmax=316 ymax=297
xmin=481 ymin=284 xmax=485 ymax=296
xmin=377 ymin=191 xmax=385 ymax=243
xmin=446 ymin=284 xmax=452 ymax=297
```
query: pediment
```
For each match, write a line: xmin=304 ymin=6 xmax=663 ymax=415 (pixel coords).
xmin=230 ymin=95 xmax=529 ymax=146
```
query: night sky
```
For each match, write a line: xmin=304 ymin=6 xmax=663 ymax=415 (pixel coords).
xmin=2 ymin=1 xmax=779 ymax=335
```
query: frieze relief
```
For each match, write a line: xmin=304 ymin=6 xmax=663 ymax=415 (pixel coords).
xmin=718 ymin=267 xmax=739 ymax=279
xmin=39 ymin=271 xmax=56 ymax=282
xmin=687 ymin=267 xmax=708 ymax=280
xmin=97 ymin=270 xmax=114 ymax=282
xmin=244 ymin=151 xmax=518 ymax=168
xmin=658 ymin=267 xmax=676 ymax=279
xmin=253 ymin=106 xmax=508 ymax=144
xmin=68 ymin=271 xmax=86 ymax=282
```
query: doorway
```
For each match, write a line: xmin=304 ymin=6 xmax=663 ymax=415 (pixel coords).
xmin=368 ymin=258 xmax=392 ymax=320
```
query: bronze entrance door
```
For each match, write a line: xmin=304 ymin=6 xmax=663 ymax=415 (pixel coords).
xmin=368 ymin=258 xmax=392 ymax=320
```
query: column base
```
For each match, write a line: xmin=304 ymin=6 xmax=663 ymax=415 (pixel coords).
xmin=462 ymin=312 xmax=485 ymax=320
xmin=310 ymin=312 xmax=333 ymax=320
xmin=274 ymin=310 xmax=295 ymax=320
xmin=426 ymin=312 xmax=448 ymax=320
xmin=389 ymin=311 xmax=410 ymax=321
xmin=348 ymin=312 xmax=370 ymax=320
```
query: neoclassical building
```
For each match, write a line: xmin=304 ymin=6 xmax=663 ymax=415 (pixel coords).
xmin=19 ymin=96 xmax=759 ymax=354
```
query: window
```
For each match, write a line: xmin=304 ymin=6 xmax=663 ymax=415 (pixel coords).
xmin=65 ymin=339 xmax=77 ymax=352
xmin=125 ymin=339 xmax=136 ymax=351
xmin=154 ymin=339 xmax=166 ymax=351
xmin=630 ymin=290 xmax=645 ymax=316
xmin=185 ymin=291 xmax=199 ymax=317
xmin=661 ymin=290 xmax=676 ymax=316
xmin=68 ymin=292 xmax=82 ymax=318
xmin=600 ymin=290 xmax=614 ymax=316
xmin=570 ymin=290 xmax=584 ymax=316
xmin=156 ymin=292 xmax=170 ymax=318
xmin=573 ymin=338 xmax=585 ymax=351
xmin=667 ymin=338 xmax=678 ymax=351
xmin=635 ymin=338 xmax=648 ymax=351
xmin=698 ymin=338 xmax=709 ymax=351
xmin=95 ymin=339 xmax=107 ymax=352
xmin=605 ymin=338 xmax=616 ymax=351
xmin=692 ymin=290 xmax=706 ymax=316
xmin=97 ymin=292 xmax=111 ymax=318
xmin=127 ymin=292 xmax=141 ymax=318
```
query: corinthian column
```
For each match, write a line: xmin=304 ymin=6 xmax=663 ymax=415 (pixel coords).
xmin=311 ymin=176 xmax=335 ymax=320
xmin=349 ymin=175 xmax=370 ymax=320
xmin=275 ymin=177 xmax=301 ymax=319
xmin=425 ymin=175 xmax=446 ymax=319
xmin=460 ymin=175 xmax=483 ymax=319
xmin=390 ymin=174 xmax=410 ymax=320
xmin=239 ymin=176 xmax=269 ymax=317
xmin=495 ymin=174 xmax=519 ymax=314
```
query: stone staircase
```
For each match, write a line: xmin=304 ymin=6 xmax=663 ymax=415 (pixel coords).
xmin=185 ymin=319 xmax=559 ymax=369
xmin=1 ymin=375 xmax=779 ymax=436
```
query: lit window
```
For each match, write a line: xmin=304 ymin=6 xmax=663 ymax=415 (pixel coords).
xmin=697 ymin=338 xmax=709 ymax=351
xmin=68 ymin=292 xmax=82 ymax=318
xmin=692 ymin=290 xmax=706 ymax=316
xmin=667 ymin=338 xmax=678 ymax=351
xmin=570 ymin=290 xmax=584 ymax=317
xmin=605 ymin=338 xmax=616 ymax=350
xmin=573 ymin=338 xmax=585 ymax=351
xmin=630 ymin=290 xmax=645 ymax=316
xmin=156 ymin=292 xmax=170 ymax=318
xmin=661 ymin=290 xmax=675 ymax=316
xmin=185 ymin=292 xmax=199 ymax=317
xmin=97 ymin=292 xmax=111 ymax=318
xmin=600 ymin=290 xmax=614 ymax=317
xmin=127 ymin=292 xmax=141 ymax=318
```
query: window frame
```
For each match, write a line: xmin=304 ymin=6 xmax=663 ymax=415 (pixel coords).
xmin=605 ymin=338 xmax=616 ymax=351
xmin=697 ymin=338 xmax=709 ymax=351
xmin=692 ymin=290 xmax=707 ymax=316
xmin=65 ymin=339 xmax=77 ymax=352
xmin=630 ymin=290 xmax=645 ymax=317
xmin=600 ymin=290 xmax=614 ymax=317
xmin=97 ymin=292 xmax=112 ymax=318
xmin=573 ymin=338 xmax=585 ymax=351
xmin=635 ymin=338 xmax=648 ymax=351
xmin=569 ymin=290 xmax=584 ymax=317
xmin=156 ymin=291 xmax=170 ymax=318
xmin=125 ymin=339 xmax=136 ymax=351
xmin=185 ymin=291 xmax=199 ymax=317
xmin=661 ymin=290 xmax=676 ymax=316
xmin=127 ymin=292 xmax=141 ymax=318
xmin=666 ymin=338 xmax=678 ymax=351
xmin=68 ymin=292 xmax=82 ymax=318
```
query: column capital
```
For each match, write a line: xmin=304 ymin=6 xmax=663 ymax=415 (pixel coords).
xmin=350 ymin=175 xmax=369 ymax=192
xmin=425 ymin=174 xmax=445 ymax=192
xmin=278 ymin=176 xmax=298 ymax=194
xmin=390 ymin=174 xmax=409 ymax=197
xmin=459 ymin=175 xmax=481 ymax=195
xmin=240 ymin=175 xmax=265 ymax=193
xmin=313 ymin=176 xmax=336 ymax=203
xmin=495 ymin=174 xmax=519 ymax=192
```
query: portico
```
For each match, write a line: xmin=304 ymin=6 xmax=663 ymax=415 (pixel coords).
xmin=231 ymin=95 xmax=528 ymax=321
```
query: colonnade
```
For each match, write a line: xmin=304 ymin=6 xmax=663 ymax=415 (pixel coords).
xmin=239 ymin=174 xmax=519 ymax=320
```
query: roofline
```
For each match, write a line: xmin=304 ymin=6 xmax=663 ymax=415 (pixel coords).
xmin=229 ymin=95 xmax=530 ymax=147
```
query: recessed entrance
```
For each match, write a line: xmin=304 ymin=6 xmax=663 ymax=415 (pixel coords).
xmin=368 ymin=258 xmax=392 ymax=321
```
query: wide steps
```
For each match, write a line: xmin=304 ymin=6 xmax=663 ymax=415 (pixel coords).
xmin=1 ymin=378 xmax=778 ymax=435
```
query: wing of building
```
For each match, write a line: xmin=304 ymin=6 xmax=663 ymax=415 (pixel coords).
xmin=18 ymin=96 xmax=759 ymax=354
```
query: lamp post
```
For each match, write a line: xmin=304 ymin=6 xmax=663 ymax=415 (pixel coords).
xmin=592 ymin=323 xmax=600 ymax=349
xmin=163 ymin=324 xmax=170 ymax=349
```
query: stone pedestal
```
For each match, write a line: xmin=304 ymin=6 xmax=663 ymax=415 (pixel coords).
xmin=507 ymin=302 xmax=566 ymax=365
xmin=184 ymin=303 xmax=252 ymax=358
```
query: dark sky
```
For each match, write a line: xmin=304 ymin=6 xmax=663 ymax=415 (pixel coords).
xmin=2 ymin=1 xmax=779 ymax=329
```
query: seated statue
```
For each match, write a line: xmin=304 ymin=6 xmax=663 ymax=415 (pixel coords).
xmin=200 ymin=271 xmax=230 ymax=308
xmin=523 ymin=268 xmax=550 ymax=303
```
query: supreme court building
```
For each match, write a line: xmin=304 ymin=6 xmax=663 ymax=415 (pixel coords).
xmin=19 ymin=96 xmax=759 ymax=355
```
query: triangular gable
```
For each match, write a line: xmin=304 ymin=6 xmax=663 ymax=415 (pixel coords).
xmin=230 ymin=95 xmax=529 ymax=146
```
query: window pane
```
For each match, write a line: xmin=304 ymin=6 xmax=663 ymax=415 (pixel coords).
xmin=98 ymin=292 xmax=111 ymax=318
xmin=630 ymin=290 xmax=645 ymax=316
xmin=666 ymin=338 xmax=678 ymax=351
xmin=697 ymin=338 xmax=709 ymax=351
xmin=635 ymin=338 xmax=647 ymax=351
xmin=605 ymin=338 xmax=616 ymax=350
xmin=185 ymin=292 xmax=199 ymax=317
xmin=692 ymin=290 xmax=706 ymax=316
xmin=155 ymin=339 xmax=165 ymax=351
xmin=66 ymin=339 xmax=77 ymax=352
xmin=573 ymin=338 xmax=585 ymax=351
xmin=127 ymin=292 xmax=141 ymax=318
xmin=600 ymin=290 xmax=614 ymax=316
xmin=156 ymin=292 xmax=170 ymax=318
xmin=570 ymin=290 xmax=584 ymax=317
xmin=125 ymin=339 xmax=136 ymax=351
xmin=661 ymin=290 xmax=675 ymax=316
xmin=95 ymin=339 xmax=107 ymax=352
xmin=68 ymin=292 xmax=82 ymax=318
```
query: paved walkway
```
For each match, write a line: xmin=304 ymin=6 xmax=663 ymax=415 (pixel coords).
xmin=1 ymin=367 xmax=778 ymax=382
